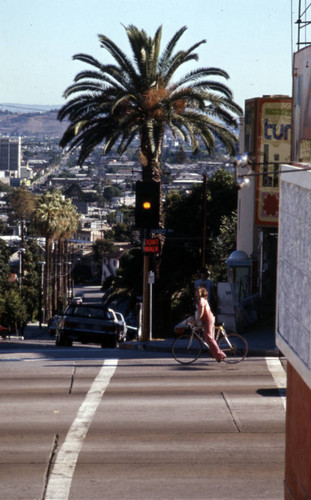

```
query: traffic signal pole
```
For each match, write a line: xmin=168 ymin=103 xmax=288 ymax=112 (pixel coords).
xmin=142 ymin=253 xmax=149 ymax=342
xmin=135 ymin=181 xmax=161 ymax=342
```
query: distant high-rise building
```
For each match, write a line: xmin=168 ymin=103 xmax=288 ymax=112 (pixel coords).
xmin=0 ymin=137 xmax=21 ymax=177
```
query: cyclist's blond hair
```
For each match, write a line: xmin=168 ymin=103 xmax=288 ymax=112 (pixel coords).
xmin=197 ymin=286 xmax=208 ymax=299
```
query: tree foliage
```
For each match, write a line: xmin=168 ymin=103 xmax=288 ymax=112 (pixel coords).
xmin=102 ymin=248 xmax=143 ymax=311
xmin=21 ymin=239 xmax=41 ymax=321
xmin=32 ymin=189 xmax=80 ymax=240
xmin=103 ymin=185 xmax=123 ymax=201
xmin=58 ymin=25 xmax=242 ymax=184
xmin=0 ymin=239 xmax=11 ymax=294
xmin=164 ymin=169 xmax=237 ymax=243
xmin=0 ymin=289 xmax=28 ymax=333
xmin=209 ymin=211 xmax=237 ymax=282
xmin=93 ymin=239 xmax=116 ymax=262
xmin=8 ymin=187 xmax=35 ymax=226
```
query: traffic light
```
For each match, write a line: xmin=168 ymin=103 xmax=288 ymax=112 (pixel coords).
xmin=135 ymin=181 xmax=160 ymax=229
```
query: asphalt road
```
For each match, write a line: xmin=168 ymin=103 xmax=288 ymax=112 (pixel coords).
xmin=0 ymin=339 xmax=286 ymax=500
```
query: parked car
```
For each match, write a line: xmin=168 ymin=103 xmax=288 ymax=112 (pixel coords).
xmin=55 ymin=302 xmax=124 ymax=348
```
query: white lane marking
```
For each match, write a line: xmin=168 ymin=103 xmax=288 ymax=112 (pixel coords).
xmin=265 ymin=357 xmax=287 ymax=410
xmin=44 ymin=359 xmax=118 ymax=500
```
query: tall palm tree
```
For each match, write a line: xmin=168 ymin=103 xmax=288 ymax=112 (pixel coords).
xmin=58 ymin=25 xmax=242 ymax=186
xmin=56 ymin=197 xmax=80 ymax=311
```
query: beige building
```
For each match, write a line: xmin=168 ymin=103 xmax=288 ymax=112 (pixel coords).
xmin=236 ymin=96 xmax=292 ymax=324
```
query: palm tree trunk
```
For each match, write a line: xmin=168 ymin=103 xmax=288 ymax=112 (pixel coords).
xmin=140 ymin=128 xmax=162 ymax=183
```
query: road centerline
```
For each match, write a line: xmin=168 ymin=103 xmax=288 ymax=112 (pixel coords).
xmin=43 ymin=358 xmax=118 ymax=500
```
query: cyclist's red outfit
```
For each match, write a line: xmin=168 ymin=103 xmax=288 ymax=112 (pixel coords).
xmin=198 ymin=296 xmax=226 ymax=362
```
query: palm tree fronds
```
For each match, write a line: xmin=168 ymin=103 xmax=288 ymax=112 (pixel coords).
xmin=59 ymin=24 xmax=242 ymax=174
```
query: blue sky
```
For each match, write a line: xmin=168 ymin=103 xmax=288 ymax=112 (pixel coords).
xmin=1 ymin=0 xmax=300 ymax=109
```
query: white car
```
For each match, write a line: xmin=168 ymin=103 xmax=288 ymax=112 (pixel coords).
xmin=113 ymin=311 xmax=127 ymax=341
xmin=72 ymin=296 xmax=83 ymax=305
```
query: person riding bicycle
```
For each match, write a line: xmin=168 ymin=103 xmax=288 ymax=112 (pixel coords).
xmin=194 ymin=286 xmax=226 ymax=363
xmin=194 ymin=268 xmax=216 ymax=314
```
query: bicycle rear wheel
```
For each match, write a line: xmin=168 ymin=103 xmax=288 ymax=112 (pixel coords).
xmin=217 ymin=333 xmax=248 ymax=363
xmin=171 ymin=334 xmax=202 ymax=364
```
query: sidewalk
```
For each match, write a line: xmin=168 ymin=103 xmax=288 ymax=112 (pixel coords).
xmin=6 ymin=320 xmax=279 ymax=358
xmin=120 ymin=321 xmax=279 ymax=357
xmin=2 ymin=322 xmax=50 ymax=341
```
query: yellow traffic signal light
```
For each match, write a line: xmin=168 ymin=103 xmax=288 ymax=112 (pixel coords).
xmin=143 ymin=201 xmax=151 ymax=210
xmin=135 ymin=181 xmax=160 ymax=229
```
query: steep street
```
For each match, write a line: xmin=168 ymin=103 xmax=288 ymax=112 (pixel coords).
xmin=0 ymin=339 xmax=286 ymax=500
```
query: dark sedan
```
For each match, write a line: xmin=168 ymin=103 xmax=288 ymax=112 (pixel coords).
xmin=55 ymin=303 xmax=124 ymax=348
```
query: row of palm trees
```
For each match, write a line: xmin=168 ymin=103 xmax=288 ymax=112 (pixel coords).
xmin=9 ymin=187 xmax=80 ymax=321
xmin=33 ymin=191 xmax=80 ymax=319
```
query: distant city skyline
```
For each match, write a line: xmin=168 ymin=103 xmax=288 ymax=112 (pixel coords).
xmin=1 ymin=1 xmax=303 ymax=110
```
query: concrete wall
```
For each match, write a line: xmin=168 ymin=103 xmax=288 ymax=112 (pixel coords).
xmin=276 ymin=166 xmax=311 ymax=387
xmin=276 ymin=165 xmax=311 ymax=498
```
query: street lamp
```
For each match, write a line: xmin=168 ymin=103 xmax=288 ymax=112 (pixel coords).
xmin=234 ymin=153 xmax=311 ymax=187
xmin=234 ymin=154 xmax=254 ymax=188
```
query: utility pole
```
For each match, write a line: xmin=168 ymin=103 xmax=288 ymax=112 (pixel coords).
xmin=202 ymin=174 xmax=207 ymax=267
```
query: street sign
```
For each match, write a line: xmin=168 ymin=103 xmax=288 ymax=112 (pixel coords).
xmin=144 ymin=238 xmax=160 ymax=254
xmin=148 ymin=271 xmax=155 ymax=284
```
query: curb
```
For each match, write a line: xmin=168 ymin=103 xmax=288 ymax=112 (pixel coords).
xmin=119 ymin=340 xmax=281 ymax=357
xmin=1 ymin=335 xmax=24 ymax=341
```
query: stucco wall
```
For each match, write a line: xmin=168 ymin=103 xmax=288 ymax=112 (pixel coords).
xmin=277 ymin=166 xmax=311 ymax=499
xmin=284 ymin=363 xmax=311 ymax=499
xmin=276 ymin=166 xmax=311 ymax=389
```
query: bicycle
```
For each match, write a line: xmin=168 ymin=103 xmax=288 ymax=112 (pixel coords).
xmin=171 ymin=322 xmax=248 ymax=365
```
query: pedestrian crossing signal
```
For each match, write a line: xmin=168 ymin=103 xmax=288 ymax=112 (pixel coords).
xmin=135 ymin=181 xmax=160 ymax=229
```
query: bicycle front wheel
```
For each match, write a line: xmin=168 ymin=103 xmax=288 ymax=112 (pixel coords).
xmin=217 ymin=333 xmax=248 ymax=364
xmin=171 ymin=334 xmax=202 ymax=364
